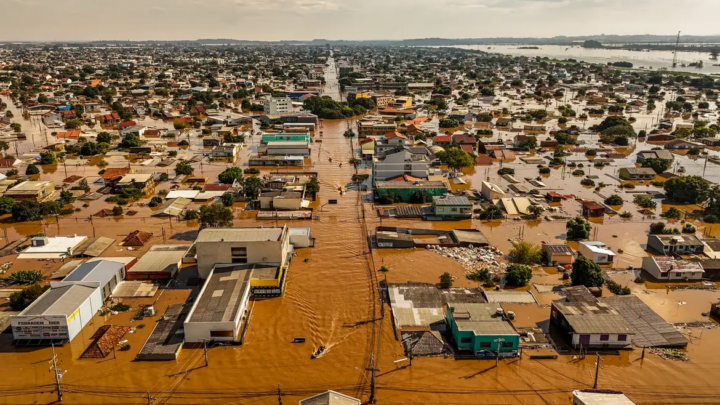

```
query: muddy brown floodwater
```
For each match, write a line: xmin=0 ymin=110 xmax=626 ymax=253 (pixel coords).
xmin=2 ymin=105 xmax=720 ymax=403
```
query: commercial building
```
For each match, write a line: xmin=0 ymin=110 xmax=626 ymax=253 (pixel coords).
xmin=10 ymin=259 xmax=128 ymax=344
xmin=5 ymin=180 xmax=55 ymax=202
xmin=262 ymin=97 xmax=292 ymax=115
xmin=358 ymin=122 xmax=397 ymax=137
xmin=18 ymin=235 xmax=88 ymax=259
xmin=641 ymin=256 xmax=704 ymax=281
xmin=551 ymin=286 xmax=634 ymax=349
xmin=444 ymin=303 xmax=520 ymax=357
xmin=248 ymin=155 xmax=304 ymax=166
xmin=184 ymin=264 xmax=253 ymax=343
xmin=261 ymin=132 xmax=311 ymax=145
xmin=647 ymin=234 xmax=705 ymax=255
xmin=300 ymin=391 xmax=361 ymax=405
xmin=431 ymin=195 xmax=472 ymax=219
xmin=263 ymin=141 xmax=311 ymax=156
xmin=376 ymin=181 xmax=447 ymax=202
xmin=578 ymin=241 xmax=616 ymax=265
xmin=195 ymin=226 xmax=292 ymax=279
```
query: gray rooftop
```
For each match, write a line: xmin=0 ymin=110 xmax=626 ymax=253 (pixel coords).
xmin=433 ymin=195 xmax=471 ymax=206
xmin=375 ymin=181 xmax=447 ymax=189
xmin=22 ymin=284 xmax=96 ymax=317
xmin=447 ymin=302 xmax=518 ymax=336
xmin=543 ymin=244 xmax=574 ymax=255
xmin=189 ymin=265 xmax=252 ymax=323
xmin=299 ymin=391 xmax=361 ymax=405
xmin=601 ymin=295 xmax=688 ymax=347
xmin=196 ymin=227 xmax=285 ymax=243
xmin=63 ymin=260 xmax=123 ymax=285
xmin=128 ymin=245 xmax=189 ymax=274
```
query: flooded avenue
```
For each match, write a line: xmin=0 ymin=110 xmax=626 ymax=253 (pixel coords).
xmin=0 ymin=58 xmax=720 ymax=405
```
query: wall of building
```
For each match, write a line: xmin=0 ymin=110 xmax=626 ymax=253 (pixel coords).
xmin=196 ymin=239 xmax=289 ymax=279
xmin=571 ymin=333 xmax=630 ymax=348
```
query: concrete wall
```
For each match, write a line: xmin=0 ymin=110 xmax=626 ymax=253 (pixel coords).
xmin=184 ymin=274 xmax=251 ymax=343
xmin=196 ymin=232 xmax=290 ymax=279
xmin=67 ymin=288 xmax=103 ymax=341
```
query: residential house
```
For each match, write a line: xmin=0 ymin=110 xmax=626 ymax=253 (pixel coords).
xmin=481 ymin=181 xmax=505 ymax=200
xmin=114 ymin=173 xmax=155 ymax=194
xmin=647 ymin=234 xmax=705 ymax=255
xmin=358 ymin=122 xmax=397 ymax=137
xmin=697 ymin=137 xmax=720 ymax=147
xmin=578 ymin=241 xmax=616 ymax=265
xmin=101 ymin=168 xmax=134 ymax=187
xmin=582 ymin=201 xmax=605 ymax=217
xmin=431 ymin=195 xmax=473 ymax=219
xmin=514 ymin=134 xmax=537 ymax=148
xmin=618 ymin=167 xmax=655 ymax=181
xmin=211 ymin=144 xmax=240 ymax=160
xmin=543 ymin=244 xmax=575 ymax=265
xmin=551 ymin=286 xmax=634 ymax=349
xmin=376 ymin=181 xmax=447 ymax=202
xmin=641 ymin=256 xmax=704 ymax=281
xmin=444 ymin=303 xmax=520 ymax=357
xmin=299 ymin=391 xmax=361 ymax=405
xmin=258 ymin=190 xmax=307 ymax=210
xmin=664 ymin=139 xmax=705 ymax=151
xmin=373 ymin=147 xmax=431 ymax=182
xmin=636 ymin=150 xmax=674 ymax=163
xmin=5 ymin=181 xmax=55 ymax=202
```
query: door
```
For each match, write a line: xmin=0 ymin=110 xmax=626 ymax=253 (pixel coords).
xmin=579 ymin=335 xmax=590 ymax=345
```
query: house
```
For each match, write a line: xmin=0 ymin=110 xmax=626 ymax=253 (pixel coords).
xmin=495 ymin=117 xmax=512 ymax=128
xmin=481 ymin=181 xmax=505 ymax=200
xmin=573 ymin=391 xmax=636 ymax=405
xmin=618 ymin=167 xmax=655 ymax=181
xmin=578 ymin=241 xmax=616 ymax=264
xmin=641 ymin=256 xmax=704 ymax=281
xmin=697 ymin=137 xmax=720 ymax=147
xmin=211 ymin=144 xmax=240 ymax=160
xmin=376 ymin=181 xmax=447 ymax=203
xmin=358 ymin=122 xmax=397 ymax=137
xmin=121 ymin=125 xmax=146 ymax=138
xmin=264 ymin=141 xmax=311 ymax=156
xmin=203 ymin=138 xmax=222 ymax=147
xmin=647 ymin=234 xmax=705 ymax=255
xmin=523 ymin=125 xmax=547 ymax=135
xmin=447 ymin=110 xmax=473 ymax=123
xmin=114 ymin=173 xmax=155 ymax=193
xmin=299 ymin=391 xmax=361 ymax=405
xmin=543 ymin=244 xmax=575 ymax=265
xmin=551 ymin=286 xmax=634 ymax=349
xmin=258 ymin=190 xmax=308 ymax=210
xmin=126 ymin=245 xmax=189 ymax=281
xmin=373 ymin=148 xmax=431 ymax=182
xmin=55 ymin=130 xmax=82 ymax=141
xmin=122 ymin=230 xmax=154 ymax=247
xmin=101 ymin=168 xmax=134 ymax=187
xmin=0 ymin=158 xmax=21 ymax=168
xmin=582 ymin=201 xmax=605 ymax=217
xmin=431 ymin=195 xmax=473 ymax=219
xmin=664 ymin=139 xmax=705 ymax=151
xmin=514 ymin=134 xmax=537 ymax=147
xmin=194 ymin=226 xmax=292 ymax=279
xmin=433 ymin=135 xmax=453 ymax=148
xmin=636 ymin=150 xmax=674 ymax=163
xmin=372 ymin=95 xmax=393 ymax=109
xmin=444 ymin=303 xmax=520 ymax=357
xmin=5 ymin=181 xmax=55 ymax=202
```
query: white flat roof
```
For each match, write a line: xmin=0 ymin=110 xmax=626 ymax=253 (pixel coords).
xmin=581 ymin=242 xmax=616 ymax=256
xmin=21 ymin=236 xmax=87 ymax=255
xmin=166 ymin=190 xmax=200 ymax=199
xmin=573 ymin=391 xmax=635 ymax=405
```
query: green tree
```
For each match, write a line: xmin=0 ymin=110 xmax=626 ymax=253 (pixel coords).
xmin=12 ymin=200 xmax=42 ymax=222
xmin=199 ymin=204 xmax=233 ymax=229
xmin=435 ymin=149 xmax=474 ymax=171
xmin=221 ymin=192 xmax=235 ymax=207
xmin=642 ymin=158 xmax=671 ymax=174
xmin=604 ymin=194 xmax=623 ymax=206
xmin=519 ymin=136 xmax=538 ymax=150
xmin=59 ymin=191 xmax=75 ymax=204
xmin=242 ymin=176 xmax=264 ymax=199
xmin=477 ymin=205 xmax=505 ymax=220
xmin=439 ymin=118 xmax=459 ymax=128
xmin=175 ymin=161 xmax=194 ymax=176
xmin=570 ymin=256 xmax=604 ymax=288
xmin=96 ymin=132 xmax=112 ymax=144
xmin=505 ymin=265 xmax=533 ymax=287
xmin=39 ymin=151 xmax=56 ymax=165
xmin=64 ymin=119 xmax=83 ymax=130
xmin=662 ymin=207 xmax=682 ymax=219
xmin=218 ymin=167 xmax=243 ymax=184
xmin=305 ymin=177 xmax=320 ymax=195
xmin=633 ymin=195 xmax=657 ymax=209
xmin=508 ymin=241 xmax=543 ymax=265
xmin=9 ymin=284 xmax=49 ymax=310
xmin=664 ymin=176 xmax=709 ymax=204
xmin=80 ymin=142 xmax=104 ymax=156
xmin=25 ymin=164 xmax=39 ymax=175
xmin=566 ymin=216 xmax=591 ymax=240
xmin=0 ymin=196 xmax=15 ymax=214
xmin=112 ymin=206 xmax=123 ymax=216
xmin=119 ymin=133 xmax=142 ymax=149
xmin=527 ymin=205 xmax=544 ymax=219
xmin=439 ymin=272 xmax=453 ymax=289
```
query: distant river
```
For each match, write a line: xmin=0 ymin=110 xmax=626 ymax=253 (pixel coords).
xmin=448 ymin=44 xmax=720 ymax=75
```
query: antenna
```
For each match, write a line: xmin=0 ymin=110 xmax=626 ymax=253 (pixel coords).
xmin=672 ymin=31 xmax=681 ymax=68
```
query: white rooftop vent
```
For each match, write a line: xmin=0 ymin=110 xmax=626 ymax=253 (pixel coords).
xmin=31 ymin=236 xmax=49 ymax=247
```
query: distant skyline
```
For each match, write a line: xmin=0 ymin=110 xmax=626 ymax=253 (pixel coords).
xmin=1 ymin=0 xmax=720 ymax=42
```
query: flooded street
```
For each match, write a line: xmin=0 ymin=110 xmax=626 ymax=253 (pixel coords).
xmin=1 ymin=59 xmax=720 ymax=405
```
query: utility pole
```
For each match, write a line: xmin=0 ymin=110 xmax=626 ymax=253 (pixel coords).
xmin=593 ymin=352 xmax=603 ymax=389
xmin=146 ymin=391 xmax=153 ymax=405
xmin=50 ymin=342 xmax=64 ymax=402
xmin=277 ymin=383 xmax=282 ymax=405
xmin=202 ymin=339 xmax=209 ymax=367
xmin=368 ymin=352 xmax=377 ymax=404
xmin=495 ymin=337 xmax=505 ymax=367
xmin=703 ymin=155 xmax=709 ymax=177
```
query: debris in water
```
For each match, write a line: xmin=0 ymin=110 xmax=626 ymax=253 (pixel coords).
xmin=650 ymin=348 xmax=688 ymax=361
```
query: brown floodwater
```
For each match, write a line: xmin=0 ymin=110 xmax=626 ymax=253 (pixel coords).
xmin=3 ymin=85 xmax=720 ymax=404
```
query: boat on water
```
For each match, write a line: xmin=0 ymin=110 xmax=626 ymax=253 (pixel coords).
xmin=311 ymin=345 xmax=326 ymax=359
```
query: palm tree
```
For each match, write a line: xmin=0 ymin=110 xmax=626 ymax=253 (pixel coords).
xmin=242 ymin=176 xmax=264 ymax=199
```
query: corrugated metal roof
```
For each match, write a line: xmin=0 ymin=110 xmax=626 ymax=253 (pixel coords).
xmin=21 ymin=284 xmax=96 ymax=317
xmin=128 ymin=245 xmax=189 ymax=274
xmin=484 ymin=291 xmax=537 ymax=304
xmin=152 ymin=198 xmax=191 ymax=217
xmin=64 ymin=260 xmax=123 ymax=285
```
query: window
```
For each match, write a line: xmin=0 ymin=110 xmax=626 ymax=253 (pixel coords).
xmin=451 ymin=208 xmax=458 ymax=212
xmin=231 ymin=247 xmax=247 ymax=256
xmin=210 ymin=330 xmax=234 ymax=338
xmin=502 ymin=341 xmax=513 ymax=348
xmin=600 ymin=334 xmax=609 ymax=341
xmin=618 ymin=334 xmax=627 ymax=342
xmin=232 ymin=258 xmax=248 ymax=264
xmin=460 ymin=337 xmax=472 ymax=344
xmin=480 ymin=341 xmax=491 ymax=348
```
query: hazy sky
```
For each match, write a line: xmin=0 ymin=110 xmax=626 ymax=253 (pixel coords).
xmin=1 ymin=0 xmax=720 ymax=41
